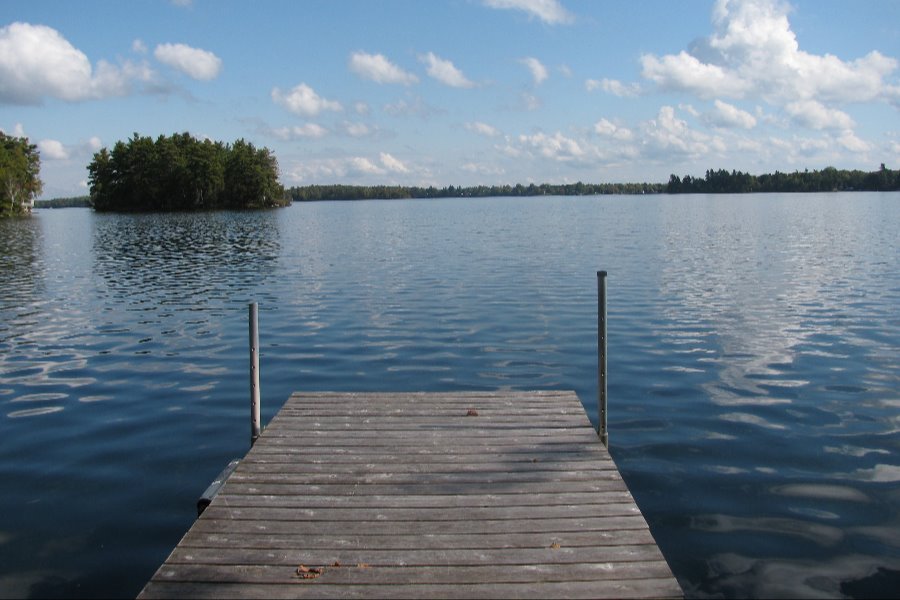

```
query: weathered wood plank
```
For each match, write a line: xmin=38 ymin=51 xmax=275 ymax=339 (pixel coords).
xmin=189 ymin=515 xmax=654 ymax=537
xmin=139 ymin=391 xmax=681 ymax=599
xmin=141 ymin=578 xmax=683 ymax=600
xmin=178 ymin=528 xmax=659 ymax=550
xmin=151 ymin=560 xmax=676 ymax=585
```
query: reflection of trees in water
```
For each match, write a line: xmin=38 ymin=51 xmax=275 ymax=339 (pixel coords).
xmin=0 ymin=216 xmax=43 ymax=322
xmin=92 ymin=211 xmax=281 ymax=309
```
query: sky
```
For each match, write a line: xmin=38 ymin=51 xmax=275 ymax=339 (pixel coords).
xmin=1 ymin=0 xmax=899 ymax=199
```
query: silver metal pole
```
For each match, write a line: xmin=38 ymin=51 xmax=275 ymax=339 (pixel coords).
xmin=249 ymin=302 xmax=261 ymax=447
xmin=597 ymin=271 xmax=608 ymax=447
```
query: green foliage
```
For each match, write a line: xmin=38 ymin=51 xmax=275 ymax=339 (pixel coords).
xmin=88 ymin=132 xmax=287 ymax=211
xmin=0 ymin=132 xmax=42 ymax=217
xmin=34 ymin=195 xmax=92 ymax=209
xmin=667 ymin=166 xmax=900 ymax=194
xmin=288 ymin=181 xmax=665 ymax=201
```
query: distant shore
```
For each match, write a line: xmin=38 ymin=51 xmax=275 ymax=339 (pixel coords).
xmin=37 ymin=165 xmax=899 ymax=207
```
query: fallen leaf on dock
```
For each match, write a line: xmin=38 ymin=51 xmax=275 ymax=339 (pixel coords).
xmin=550 ymin=542 xmax=561 ymax=549
xmin=357 ymin=563 xmax=371 ymax=569
xmin=295 ymin=564 xmax=324 ymax=579
xmin=466 ymin=409 xmax=479 ymax=416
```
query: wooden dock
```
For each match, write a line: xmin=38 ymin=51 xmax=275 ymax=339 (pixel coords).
xmin=139 ymin=391 xmax=682 ymax=599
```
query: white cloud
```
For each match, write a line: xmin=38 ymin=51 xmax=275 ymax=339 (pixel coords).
xmin=132 ymin=39 xmax=147 ymax=54
xmin=154 ymin=42 xmax=221 ymax=81
xmin=518 ymin=131 xmax=586 ymax=162
xmin=837 ymin=130 xmax=870 ymax=153
xmin=641 ymin=105 xmax=724 ymax=158
xmin=270 ymin=123 xmax=329 ymax=140
xmin=641 ymin=50 xmax=748 ymax=99
xmin=350 ymin=157 xmax=383 ymax=174
xmin=272 ymin=83 xmax=342 ymax=117
xmin=461 ymin=162 xmax=505 ymax=176
xmin=37 ymin=139 xmax=69 ymax=160
xmin=420 ymin=52 xmax=474 ymax=88
xmin=466 ymin=121 xmax=501 ymax=137
xmin=349 ymin=51 xmax=418 ymax=85
xmin=593 ymin=118 xmax=634 ymax=141
xmin=286 ymin=154 xmax=417 ymax=182
xmin=380 ymin=152 xmax=409 ymax=173
xmin=520 ymin=57 xmax=548 ymax=85
xmin=343 ymin=122 xmax=372 ymax=137
xmin=585 ymin=78 xmax=640 ymax=97
xmin=640 ymin=0 xmax=898 ymax=106
xmin=704 ymin=99 xmax=757 ymax=129
xmin=784 ymin=100 xmax=854 ymax=130
xmin=353 ymin=101 xmax=370 ymax=115
xmin=483 ymin=0 xmax=574 ymax=25
xmin=0 ymin=22 xmax=153 ymax=104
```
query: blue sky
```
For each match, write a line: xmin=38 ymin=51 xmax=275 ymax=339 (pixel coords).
xmin=2 ymin=0 xmax=899 ymax=198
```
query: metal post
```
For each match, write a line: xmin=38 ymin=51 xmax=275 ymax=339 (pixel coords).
xmin=597 ymin=271 xmax=608 ymax=448
xmin=249 ymin=302 xmax=261 ymax=447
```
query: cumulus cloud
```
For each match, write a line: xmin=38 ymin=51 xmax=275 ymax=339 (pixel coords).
xmin=0 ymin=22 xmax=156 ymax=104
xmin=784 ymin=100 xmax=854 ymax=130
xmin=518 ymin=131 xmax=586 ymax=162
xmin=585 ymin=78 xmax=640 ymax=97
xmin=520 ymin=57 xmax=548 ymax=85
xmin=342 ymin=121 xmax=373 ymax=137
xmin=420 ymin=52 xmax=474 ymax=88
xmin=349 ymin=51 xmax=418 ymax=85
xmin=641 ymin=105 xmax=724 ymax=158
xmin=640 ymin=0 xmax=898 ymax=106
xmin=380 ymin=152 xmax=409 ymax=173
xmin=270 ymin=123 xmax=329 ymax=140
xmin=271 ymin=83 xmax=342 ymax=117
xmin=37 ymin=139 xmax=69 ymax=160
xmin=466 ymin=121 xmax=501 ymax=137
xmin=593 ymin=118 xmax=634 ymax=141
xmin=704 ymin=99 xmax=757 ymax=129
xmin=483 ymin=0 xmax=574 ymax=25
xmin=154 ymin=42 xmax=221 ymax=80
xmin=286 ymin=153 xmax=413 ymax=182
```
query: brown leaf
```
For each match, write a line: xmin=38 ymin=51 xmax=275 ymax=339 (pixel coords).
xmin=550 ymin=542 xmax=561 ymax=549
xmin=466 ymin=409 xmax=478 ymax=416
xmin=295 ymin=564 xmax=324 ymax=579
xmin=332 ymin=561 xmax=342 ymax=567
xmin=357 ymin=563 xmax=371 ymax=569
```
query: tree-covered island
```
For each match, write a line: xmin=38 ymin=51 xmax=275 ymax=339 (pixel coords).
xmin=87 ymin=132 xmax=288 ymax=211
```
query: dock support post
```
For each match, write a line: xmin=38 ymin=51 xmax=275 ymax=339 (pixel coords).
xmin=597 ymin=271 xmax=608 ymax=447
xmin=249 ymin=302 xmax=261 ymax=447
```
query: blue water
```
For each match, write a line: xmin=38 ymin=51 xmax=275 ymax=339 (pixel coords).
xmin=1 ymin=194 xmax=898 ymax=598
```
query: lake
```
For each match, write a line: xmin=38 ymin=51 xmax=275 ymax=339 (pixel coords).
xmin=1 ymin=193 xmax=898 ymax=598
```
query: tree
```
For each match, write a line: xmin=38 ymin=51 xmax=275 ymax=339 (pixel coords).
xmin=0 ymin=132 xmax=42 ymax=217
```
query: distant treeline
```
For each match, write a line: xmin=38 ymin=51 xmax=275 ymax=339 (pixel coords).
xmin=35 ymin=196 xmax=91 ymax=208
xmin=88 ymin=132 xmax=287 ymax=211
xmin=668 ymin=165 xmax=899 ymax=194
xmin=288 ymin=181 xmax=664 ymax=201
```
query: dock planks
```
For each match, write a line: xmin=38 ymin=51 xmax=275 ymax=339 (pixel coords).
xmin=139 ymin=391 xmax=682 ymax=599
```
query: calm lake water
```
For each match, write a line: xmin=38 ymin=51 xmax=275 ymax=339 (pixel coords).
xmin=1 ymin=194 xmax=899 ymax=598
